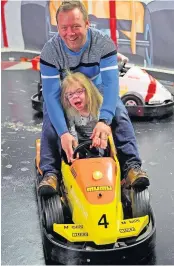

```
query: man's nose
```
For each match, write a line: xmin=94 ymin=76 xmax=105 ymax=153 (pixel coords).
xmin=67 ymin=27 xmax=75 ymax=36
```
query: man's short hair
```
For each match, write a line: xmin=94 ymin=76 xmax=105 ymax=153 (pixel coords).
xmin=56 ymin=1 xmax=88 ymax=24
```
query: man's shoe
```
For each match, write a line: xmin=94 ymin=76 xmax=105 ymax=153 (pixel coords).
xmin=126 ymin=167 xmax=150 ymax=189
xmin=38 ymin=175 xmax=58 ymax=196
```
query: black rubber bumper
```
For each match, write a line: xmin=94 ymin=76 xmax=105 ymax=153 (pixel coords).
xmin=43 ymin=229 xmax=156 ymax=265
xmin=31 ymin=93 xmax=43 ymax=113
xmin=126 ymin=100 xmax=174 ymax=117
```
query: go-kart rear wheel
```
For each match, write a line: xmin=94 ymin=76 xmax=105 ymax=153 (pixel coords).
xmin=43 ymin=195 xmax=64 ymax=233
xmin=130 ymin=188 xmax=150 ymax=218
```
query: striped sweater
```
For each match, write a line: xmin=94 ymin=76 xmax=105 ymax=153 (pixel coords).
xmin=40 ymin=28 xmax=119 ymax=136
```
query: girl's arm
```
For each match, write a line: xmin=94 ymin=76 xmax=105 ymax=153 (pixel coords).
xmin=67 ymin=115 xmax=78 ymax=142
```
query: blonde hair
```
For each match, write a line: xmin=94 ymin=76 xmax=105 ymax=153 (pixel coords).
xmin=61 ymin=71 xmax=103 ymax=118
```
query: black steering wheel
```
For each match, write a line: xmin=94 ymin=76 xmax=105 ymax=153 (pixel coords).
xmin=73 ymin=139 xmax=109 ymax=160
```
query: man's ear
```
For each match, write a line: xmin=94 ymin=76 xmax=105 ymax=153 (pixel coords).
xmin=86 ymin=20 xmax=90 ymax=29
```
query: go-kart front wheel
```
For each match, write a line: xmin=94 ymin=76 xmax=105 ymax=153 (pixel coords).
xmin=122 ymin=94 xmax=144 ymax=107
xmin=130 ymin=188 xmax=150 ymax=218
xmin=43 ymin=195 xmax=64 ymax=233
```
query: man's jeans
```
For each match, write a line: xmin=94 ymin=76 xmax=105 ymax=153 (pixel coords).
xmin=40 ymin=98 xmax=142 ymax=179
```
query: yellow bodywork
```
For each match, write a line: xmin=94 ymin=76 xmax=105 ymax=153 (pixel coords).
xmin=52 ymin=136 xmax=149 ymax=245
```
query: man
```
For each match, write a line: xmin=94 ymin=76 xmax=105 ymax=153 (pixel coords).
xmin=38 ymin=1 xmax=149 ymax=196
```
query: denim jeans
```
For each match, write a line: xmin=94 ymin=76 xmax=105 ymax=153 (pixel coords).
xmin=40 ymin=97 xmax=142 ymax=179
xmin=40 ymin=102 xmax=62 ymax=177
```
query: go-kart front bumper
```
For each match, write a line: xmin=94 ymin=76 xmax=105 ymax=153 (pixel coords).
xmin=126 ymin=99 xmax=174 ymax=118
xmin=31 ymin=93 xmax=43 ymax=113
xmin=36 ymin=185 xmax=156 ymax=264
xmin=42 ymin=216 xmax=156 ymax=265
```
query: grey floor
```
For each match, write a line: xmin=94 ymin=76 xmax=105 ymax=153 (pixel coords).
xmin=1 ymin=68 xmax=174 ymax=265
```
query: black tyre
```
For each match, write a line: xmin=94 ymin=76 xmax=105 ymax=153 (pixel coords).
xmin=130 ymin=188 xmax=150 ymax=218
xmin=37 ymin=84 xmax=43 ymax=101
xmin=37 ymin=81 xmax=42 ymax=95
xmin=122 ymin=95 xmax=144 ymax=106
xmin=121 ymin=188 xmax=132 ymax=219
xmin=43 ymin=195 xmax=64 ymax=233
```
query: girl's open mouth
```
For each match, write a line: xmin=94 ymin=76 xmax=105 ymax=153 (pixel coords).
xmin=74 ymin=100 xmax=83 ymax=109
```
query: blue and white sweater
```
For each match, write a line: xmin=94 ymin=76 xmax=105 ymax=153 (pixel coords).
xmin=40 ymin=28 xmax=119 ymax=137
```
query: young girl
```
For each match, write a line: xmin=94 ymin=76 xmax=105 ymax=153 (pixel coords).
xmin=61 ymin=71 xmax=107 ymax=148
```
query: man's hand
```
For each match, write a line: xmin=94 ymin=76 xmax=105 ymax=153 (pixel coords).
xmin=117 ymin=53 xmax=129 ymax=64
xmin=90 ymin=122 xmax=111 ymax=149
xmin=60 ymin=132 xmax=78 ymax=163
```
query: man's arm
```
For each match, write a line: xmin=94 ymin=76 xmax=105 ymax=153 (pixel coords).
xmin=99 ymin=52 xmax=119 ymax=123
xmin=40 ymin=59 xmax=68 ymax=136
xmin=90 ymin=52 xmax=118 ymax=149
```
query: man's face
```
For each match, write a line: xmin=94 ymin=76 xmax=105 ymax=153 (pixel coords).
xmin=57 ymin=8 xmax=89 ymax=52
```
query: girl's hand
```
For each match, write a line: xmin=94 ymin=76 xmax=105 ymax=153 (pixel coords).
xmin=61 ymin=132 xmax=78 ymax=163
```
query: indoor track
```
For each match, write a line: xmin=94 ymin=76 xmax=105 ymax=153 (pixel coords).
xmin=1 ymin=57 xmax=174 ymax=265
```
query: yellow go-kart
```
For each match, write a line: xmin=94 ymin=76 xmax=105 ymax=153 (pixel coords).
xmin=35 ymin=137 xmax=156 ymax=265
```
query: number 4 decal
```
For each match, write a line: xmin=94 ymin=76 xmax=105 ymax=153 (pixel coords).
xmin=98 ymin=214 xmax=109 ymax=228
